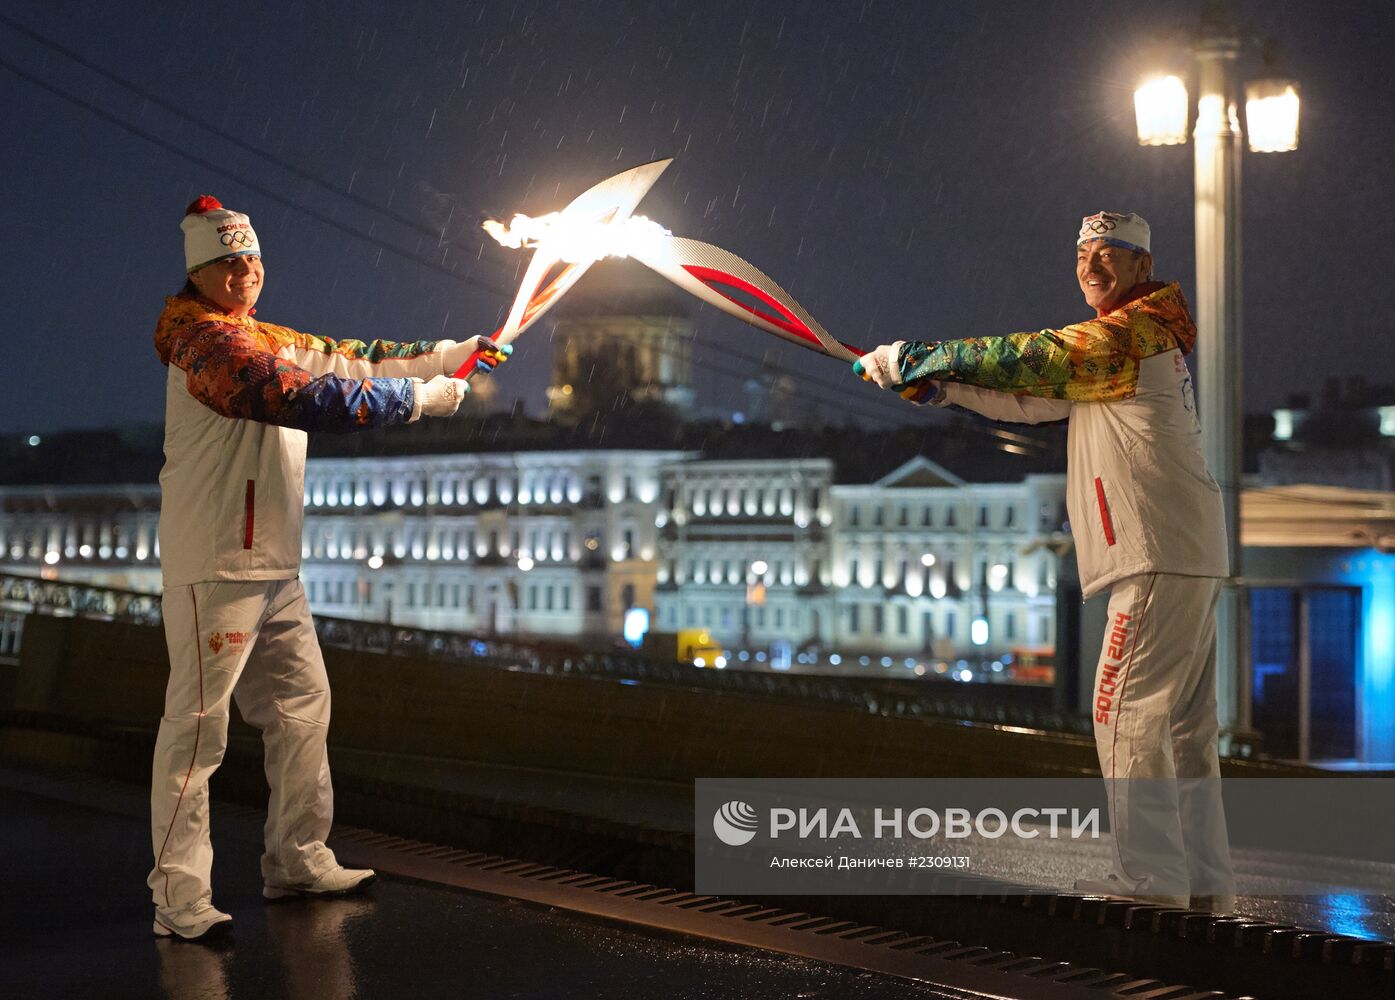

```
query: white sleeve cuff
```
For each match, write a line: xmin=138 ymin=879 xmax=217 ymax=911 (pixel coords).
xmin=408 ymin=378 xmax=424 ymax=422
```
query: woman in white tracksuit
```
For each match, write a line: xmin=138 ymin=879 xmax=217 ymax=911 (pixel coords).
xmin=148 ymin=196 xmax=508 ymax=940
xmin=856 ymin=212 xmax=1234 ymax=910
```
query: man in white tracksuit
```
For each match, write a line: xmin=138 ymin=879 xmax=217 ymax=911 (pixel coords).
xmin=149 ymin=196 xmax=510 ymax=940
xmin=855 ymin=212 xmax=1234 ymax=910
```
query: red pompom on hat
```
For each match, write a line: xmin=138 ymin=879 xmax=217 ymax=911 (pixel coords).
xmin=185 ymin=195 xmax=224 ymax=216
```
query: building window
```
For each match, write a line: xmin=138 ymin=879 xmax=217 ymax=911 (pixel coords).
xmin=977 ymin=505 xmax=989 ymax=528
xmin=873 ymin=507 xmax=884 ymax=527
xmin=897 ymin=605 xmax=908 ymax=635
xmin=945 ymin=507 xmax=957 ymax=527
xmin=561 ymin=587 xmax=571 ymax=611
xmin=849 ymin=605 xmax=861 ymax=633
xmin=945 ymin=611 xmax=957 ymax=638
xmin=849 ymin=506 xmax=860 ymax=527
xmin=406 ymin=582 xmax=416 ymax=608
xmin=921 ymin=507 xmax=933 ymax=527
xmin=1005 ymin=612 xmax=1017 ymax=641
xmin=872 ymin=605 xmax=885 ymax=634
xmin=621 ymin=583 xmax=636 ymax=609
xmin=1005 ymin=506 xmax=1016 ymax=528
xmin=586 ymin=586 xmax=603 ymax=613
xmin=774 ymin=607 xmax=784 ymax=628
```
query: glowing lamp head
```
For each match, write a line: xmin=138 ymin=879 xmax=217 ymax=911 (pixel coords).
xmin=1245 ymin=79 xmax=1300 ymax=152
xmin=1134 ymin=75 xmax=1189 ymax=146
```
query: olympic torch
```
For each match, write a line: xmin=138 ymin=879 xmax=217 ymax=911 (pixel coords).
xmin=454 ymin=158 xmax=672 ymax=379
xmin=626 ymin=237 xmax=867 ymax=364
xmin=479 ymin=158 xmax=866 ymax=379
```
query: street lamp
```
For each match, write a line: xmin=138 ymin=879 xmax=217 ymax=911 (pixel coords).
xmin=1134 ymin=75 xmax=1189 ymax=146
xmin=972 ymin=577 xmax=990 ymax=648
xmin=1244 ymin=78 xmax=1300 ymax=152
xmin=742 ymin=559 xmax=767 ymax=650
xmin=1132 ymin=3 xmax=1299 ymax=734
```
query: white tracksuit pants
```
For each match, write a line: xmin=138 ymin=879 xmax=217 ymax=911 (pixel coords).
xmin=149 ymin=578 xmax=338 ymax=909
xmin=1091 ymin=573 xmax=1235 ymax=897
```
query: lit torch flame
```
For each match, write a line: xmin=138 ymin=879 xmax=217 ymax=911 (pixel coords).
xmin=482 ymin=212 xmax=671 ymax=265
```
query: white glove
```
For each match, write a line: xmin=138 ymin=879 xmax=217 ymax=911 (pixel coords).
xmin=410 ymin=375 xmax=469 ymax=421
xmin=853 ymin=341 xmax=906 ymax=389
xmin=441 ymin=336 xmax=513 ymax=377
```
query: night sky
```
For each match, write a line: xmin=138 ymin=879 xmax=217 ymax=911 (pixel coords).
xmin=4 ymin=0 xmax=1393 ymax=437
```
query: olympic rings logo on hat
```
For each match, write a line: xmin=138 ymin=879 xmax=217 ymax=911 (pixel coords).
xmin=1082 ymin=217 xmax=1119 ymax=235
xmin=220 ymin=231 xmax=256 ymax=248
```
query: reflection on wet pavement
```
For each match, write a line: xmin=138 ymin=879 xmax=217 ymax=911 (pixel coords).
xmin=3 ymin=777 xmax=961 ymax=1000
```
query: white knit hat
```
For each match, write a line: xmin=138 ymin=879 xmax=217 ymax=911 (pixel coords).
xmin=181 ymin=195 xmax=261 ymax=271
xmin=1077 ymin=211 xmax=1150 ymax=254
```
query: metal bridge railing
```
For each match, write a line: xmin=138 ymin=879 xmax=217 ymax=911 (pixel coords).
xmin=0 ymin=572 xmax=1087 ymax=737
xmin=0 ymin=573 xmax=164 ymax=627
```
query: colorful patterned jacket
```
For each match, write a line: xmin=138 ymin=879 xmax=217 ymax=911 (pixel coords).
xmin=903 ymin=282 xmax=1228 ymax=597
xmin=154 ymin=294 xmax=457 ymax=586
xmin=899 ymin=282 xmax=1196 ymax=402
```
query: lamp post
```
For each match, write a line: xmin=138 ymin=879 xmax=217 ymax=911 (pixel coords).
xmin=1133 ymin=2 xmax=1300 ymax=735
xmin=743 ymin=559 xmax=768 ymax=651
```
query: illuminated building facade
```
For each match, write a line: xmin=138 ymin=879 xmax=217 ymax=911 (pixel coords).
xmin=4 ymin=451 xmax=1391 ymax=763
xmin=298 ymin=450 xmax=683 ymax=638
xmin=652 ymin=456 xmax=1065 ymax=664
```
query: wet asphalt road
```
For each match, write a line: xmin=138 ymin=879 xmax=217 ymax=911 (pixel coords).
xmin=0 ymin=779 xmax=968 ymax=1000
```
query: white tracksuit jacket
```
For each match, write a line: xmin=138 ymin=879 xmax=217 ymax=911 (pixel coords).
xmin=903 ymin=282 xmax=1229 ymax=596
xmin=154 ymin=295 xmax=460 ymax=586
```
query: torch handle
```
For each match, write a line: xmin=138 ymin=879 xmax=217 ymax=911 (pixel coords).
xmin=451 ymin=326 xmax=507 ymax=380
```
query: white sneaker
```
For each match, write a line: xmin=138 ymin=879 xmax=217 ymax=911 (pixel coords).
xmin=264 ymin=865 xmax=376 ymax=900
xmin=153 ymin=899 xmax=233 ymax=940
xmin=1074 ymin=874 xmax=1187 ymax=908
xmin=1189 ymin=893 xmax=1237 ymax=915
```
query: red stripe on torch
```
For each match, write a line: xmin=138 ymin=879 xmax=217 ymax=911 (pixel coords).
xmin=682 ymin=265 xmax=865 ymax=358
